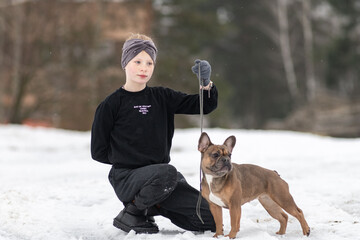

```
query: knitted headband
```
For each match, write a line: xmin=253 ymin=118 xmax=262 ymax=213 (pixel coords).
xmin=121 ymin=39 xmax=158 ymax=69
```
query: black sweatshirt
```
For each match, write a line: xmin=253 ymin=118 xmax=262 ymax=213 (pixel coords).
xmin=91 ymin=85 xmax=218 ymax=169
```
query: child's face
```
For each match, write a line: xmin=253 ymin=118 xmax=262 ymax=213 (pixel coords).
xmin=125 ymin=50 xmax=154 ymax=87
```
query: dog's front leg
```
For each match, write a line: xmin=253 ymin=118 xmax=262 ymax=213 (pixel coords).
xmin=209 ymin=203 xmax=223 ymax=238
xmin=227 ymin=204 xmax=241 ymax=239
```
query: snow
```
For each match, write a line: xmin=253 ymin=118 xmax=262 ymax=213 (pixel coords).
xmin=0 ymin=125 xmax=359 ymax=240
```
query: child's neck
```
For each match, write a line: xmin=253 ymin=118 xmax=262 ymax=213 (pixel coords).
xmin=123 ymin=82 xmax=146 ymax=92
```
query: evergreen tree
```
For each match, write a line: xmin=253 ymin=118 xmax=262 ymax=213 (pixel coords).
xmin=325 ymin=0 xmax=360 ymax=96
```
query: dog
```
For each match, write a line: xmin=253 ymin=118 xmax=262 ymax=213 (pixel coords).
xmin=198 ymin=132 xmax=310 ymax=239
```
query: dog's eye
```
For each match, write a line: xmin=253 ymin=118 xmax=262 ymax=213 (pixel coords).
xmin=228 ymin=153 xmax=232 ymax=158
xmin=212 ymin=153 xmax=219 ymax=158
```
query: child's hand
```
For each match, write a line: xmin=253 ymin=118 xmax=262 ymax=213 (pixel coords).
xmin=200 ymin=81 xmax=213 ymax=90
xmin=191 ymin=59 xmax=211 ymax=86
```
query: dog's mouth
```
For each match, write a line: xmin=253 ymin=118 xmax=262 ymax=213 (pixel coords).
xmin=219 ymin=165 xmax=231 ymax=172
xmin=210 ymin=160 xmax=232 ymax=176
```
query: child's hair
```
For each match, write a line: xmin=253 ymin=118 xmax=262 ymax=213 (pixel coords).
xmin=126 ymin=33 xmax=154 ymax=42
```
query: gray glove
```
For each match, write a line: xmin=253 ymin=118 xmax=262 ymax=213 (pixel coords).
xmin=191 ymin=59 xmax=211 ymax=86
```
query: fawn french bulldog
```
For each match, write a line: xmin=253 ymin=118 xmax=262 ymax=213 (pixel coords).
xmin=198 ymin=132 xmax=310 ymax=239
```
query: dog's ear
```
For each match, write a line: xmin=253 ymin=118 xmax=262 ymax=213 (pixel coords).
xmin=224 ymin=135 xmax=236 ymax=153
xmin=198 ymin=132 xmax=212 ymax=153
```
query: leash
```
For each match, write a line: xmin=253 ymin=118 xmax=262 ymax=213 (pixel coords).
xmin=196 ymin=63 xmax=205 ymax=224
xmin=199 ymin=64 xmax=204 ymax=133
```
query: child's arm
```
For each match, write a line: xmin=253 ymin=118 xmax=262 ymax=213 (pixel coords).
xmin=168 ymin=59 xmax=218 ymax=114
xmin=91 ymin=101 xmax=114 ymax=164
xmin=165 ymin=85 xmax=218 ymax=115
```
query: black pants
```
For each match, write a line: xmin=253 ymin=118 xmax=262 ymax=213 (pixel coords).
xmin=108 ymin=163 xmax=216 ymax=232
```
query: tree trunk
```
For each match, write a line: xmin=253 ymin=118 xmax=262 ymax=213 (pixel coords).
xmin=89 ymin=0 xmax=105 ymax=108
xmin=302 ymin=0 xmax=316 ymax=101
xmin=9 ymin=3 xmax=24 ymax=123
xmin=277 ymin=0 xmax=298 ymax=99
xmin=52 ymin=0 xmax=64 ymax=128
xmin=0 ymin=11 xmax=4 ymax=121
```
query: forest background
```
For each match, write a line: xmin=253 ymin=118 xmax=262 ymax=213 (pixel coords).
xmin=0 ymin=0 xmax=359 ymax=137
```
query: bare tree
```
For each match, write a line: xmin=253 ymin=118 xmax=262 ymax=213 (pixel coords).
xmin=277 ymin=0 xmax=298 ymax=99
xmin=89 ymin=0 xmax=105 ymax=108
xmin=302 ymin=0 xmax=316 ymax=101
xmin=0 ymin=9 xmax=4 ymax=121
xmin=51 ymin=0 xmax=65 ymax=128
xmin=9 ymin=2 xmax=24 ymax=123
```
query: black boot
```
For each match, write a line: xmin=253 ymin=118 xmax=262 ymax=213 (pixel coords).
xmin=146 ymin=205 xmax=161 ymax=223
xmin=113 ymin=203 xmax=159 ymax=234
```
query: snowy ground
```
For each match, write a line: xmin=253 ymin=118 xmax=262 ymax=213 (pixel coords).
xmin=0 ymin=125 xmax=359 ymax=240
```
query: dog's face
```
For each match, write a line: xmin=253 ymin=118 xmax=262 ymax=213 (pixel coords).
xmin=198 ymin=132 xmax=236 ymax=177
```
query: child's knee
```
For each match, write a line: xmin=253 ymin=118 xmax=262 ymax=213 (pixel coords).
xmin=157 ymin=164 xmax=177 ymax=187
xmin=143 ymin=165 xmax=177 ymax=200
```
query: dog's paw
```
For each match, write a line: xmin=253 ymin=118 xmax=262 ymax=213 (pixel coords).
xmin=213 ymin=232 xmax=224 ymax=238
xmin=225 ymin=232 xmax=237 ymax=239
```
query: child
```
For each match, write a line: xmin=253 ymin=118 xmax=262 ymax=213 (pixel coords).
xmin=91 ymin=33 xmax=217 ymax=234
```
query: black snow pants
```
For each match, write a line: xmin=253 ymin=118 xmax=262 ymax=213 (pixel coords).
xmin=108 ymin=163 xmax=216 ymax=232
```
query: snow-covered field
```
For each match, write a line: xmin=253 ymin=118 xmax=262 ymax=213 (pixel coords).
xmin=0 ymin=125 xmax=359 ymax=240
